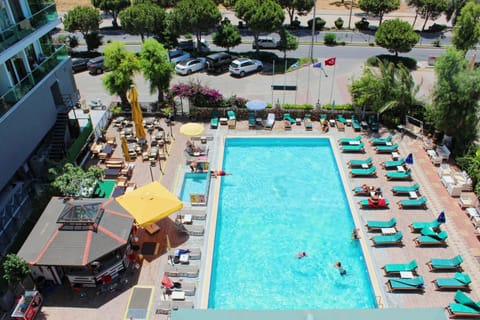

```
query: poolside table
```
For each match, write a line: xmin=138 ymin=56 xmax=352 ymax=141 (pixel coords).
xmin=171 ymin=291 xmax=185 ymax=301
xmin=381 ymin=227 xmax=397 ymax=235
xmin=409 ymin=192 xmax=418 ymax=199
xmin=400 ymin=271 xmax=414 ymax=279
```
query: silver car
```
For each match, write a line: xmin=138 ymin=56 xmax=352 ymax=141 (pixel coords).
xmin=229 ymin=58 xmax=263 ymax=77
xmin=175 ymin=58 xmax=206 ymax=75
xmin=168 ymin=49 xmax=191 ymax=64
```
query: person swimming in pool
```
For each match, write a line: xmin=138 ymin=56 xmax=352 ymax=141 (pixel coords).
xmin=334 ymin=262 xmax=347 ymax=276
xmin=297 ymin=252 xmax=307 ymax=259
xmin=210 ymin=170 xmax=231 ymax=177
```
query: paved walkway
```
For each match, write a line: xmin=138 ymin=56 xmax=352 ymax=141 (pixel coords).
xmin=40 ymin=117 xmax=480 ymax=319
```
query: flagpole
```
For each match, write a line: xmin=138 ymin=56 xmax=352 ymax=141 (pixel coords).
xmin=271 ymin=60 xmax=275 ymax=105
xmin=306 ymin=65 xmax=311 ymax=104
xmin=317 ymin=67 xmax=322 ymax=105
xmin=329 ymin=63 xmax=336 ymax=104
xmin=283 ymin=58 xmax=287 ymax=104
xmin=295 ymin=65 xmax=299 ymax=104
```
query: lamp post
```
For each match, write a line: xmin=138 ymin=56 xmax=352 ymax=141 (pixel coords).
xmin=348 ymin=0 xmax=354 ymax=29
xmin=309 ymin=4 xmax=317 ymax=61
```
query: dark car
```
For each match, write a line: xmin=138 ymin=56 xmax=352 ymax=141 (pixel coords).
xmin=71 ymin=57 xmax=88 ymax=73
xmin=205 ymin=52 xmax=235 ymax=74
xmin=87 ymin=56 xmax=107 ymax=75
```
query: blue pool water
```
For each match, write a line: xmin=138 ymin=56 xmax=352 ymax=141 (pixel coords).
xmin=180 ymin=173 xmax=208 ymax=202
xmin=208 ymin=138 xmax=376 ymax=310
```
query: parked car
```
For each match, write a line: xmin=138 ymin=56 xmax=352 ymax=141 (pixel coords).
xmin=175 ymin=58 xmax=206 ymax=75
xmin=87 ymin=56 xmax=107 ymax=75
xmin=229 ymin=58 xmax=263 ymax=77
xmin=252 ymin=36 xmax=279 ymax=49
xmin=205 ymin=52 xmax=235 ymax=74
xmin=168 ymin=49 xmax=191 ymax=64
xmin=177 ymin=39 xmax=210 ymax=53
xmin=71 ymin=57 xmax=88 ymax=73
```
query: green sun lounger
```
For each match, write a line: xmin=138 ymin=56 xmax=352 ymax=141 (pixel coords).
xmin=375 ymin=143 xmax=398 ymax=153
xmin=283 ymin=113 xmax=296 ymax=124
xmin=382 ymin=158 xmax=406 ymax=169
xmin=398 ymin=196 xmax=427 ymax=209
xmin=409 ymin=219 xmax=441 ymax=233
xmin=392 ymin=183 xmax=419 ymax=195
xmin=352 ymin=116 xmax=361 ymax=132
xmin=426 ymin=255 xmax=463 ymax=271
xmin=347 ymin=157 xmax=372 ymax=168
xmin=433 ymin=273 xmax=472 ymax=291
xmin=359 ymin=198 xmax=390 ymax=209
xmin=371 ymin=135 xmax=393 ymax=145
xmin=341 ymin=142 xmax=365 ymax=153
xmin=382 ymin=260 xmax=418 ymax=276
xmin=414 ymin=230 xmax=448 ymax=247
xmin=227 ymin=110 xmax=236 ymax=121
xmin=248 ymin=112 xmax=256 ymax=128
xmin=338 ymin=135 xmax=362 ymax=145
xmin=386 ymin=276 xmax=424 ymax=292
xmin=447 ymin=303 xmax=480 ymax=318
xmin=210 ymin=110 xmax=219 ymax=129
xmin=304 ymin=114 xmax=312 ymax=130
xmin=386 ymin=170 xmax=412 ymax=180
xmin=454 ymin=290 xmax=480 ymax=309
xmin=337 ymin=115 xmax=347 ymax=124
xmin=365 ymin=217 xmax=397 ymax=232
xmin=371 ymin=232 xmax=403 ymax=246
xmin=350 ymin=166 xmax=377 ymax=177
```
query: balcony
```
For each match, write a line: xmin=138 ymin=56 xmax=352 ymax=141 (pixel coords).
xmin=0 ymin=2 xmax=58 ymax=53
xmin=0 ymin=44 xmax=69 ymax=118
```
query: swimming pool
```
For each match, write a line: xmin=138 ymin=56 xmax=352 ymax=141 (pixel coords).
xmin=180 ymin=173 xmax=209 ymax=204
xmin=208 ymin=137 xmax=376 ymax=310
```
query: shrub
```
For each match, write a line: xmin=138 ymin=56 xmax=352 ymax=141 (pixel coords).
xmin=432 ymin=39 xmax=441 ymax=47
xmin=291 ymin=17 xmax=301 ymax=29
xmin=355 ymin=18 xmax=369 ymax=31
xmin=322 ymin=103 xmax=353 ymax=110
xmin=282 ymin=103 xmax=314 ymax=110
xmin=366 ymin=54 xmax=417 ymax=70
xmin=339 ymin=41 xmax=346 ymax=46
xmin=324 ymin=33 xmax=337 ymax=45
xmin=307 ymin=17 xmax=327 ymax=30
xmin=335 ymin=17 xmax=344 ymax=29
xmin=368 ymin=42 xmax=375 ymax=46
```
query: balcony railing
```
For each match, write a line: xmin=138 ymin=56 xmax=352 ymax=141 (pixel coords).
xmin=0 ymin=44 xmax=69 ymax=118
xmin=0 ymin=2 xmax=58 ymax=53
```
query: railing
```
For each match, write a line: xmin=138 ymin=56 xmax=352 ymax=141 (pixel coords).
xmin=0 ymin=44 xmax=69 ymax=118
xmin=0 ymin=2 xmax=58 ymax=53
xmin=66 ymin=117 xmax=93 ymax=162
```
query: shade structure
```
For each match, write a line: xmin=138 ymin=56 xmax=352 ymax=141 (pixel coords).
xmin=180 ymin=123 xmax=204 ymax=137
xmin=128 ymin=86 xmax=147 ymax=139
xmin=121 ymin=136 xmax=131 ymax=162
xmin=246 ymin=100 xmax=267 ymax=111
xmin=116 ymin=181 xmax=183 ymax=227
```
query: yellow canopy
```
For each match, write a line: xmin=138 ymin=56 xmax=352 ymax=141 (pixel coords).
xmin=128 ymin=86 xmax=147 ymax=139
xmin=121 ymin=136 xmax=131 ymax=162
xmin=116 ymin=181 xmax=183 ymax=227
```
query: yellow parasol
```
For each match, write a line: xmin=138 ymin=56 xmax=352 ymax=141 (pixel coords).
xmin=116 ymin=181 xmax=183 ymax=227
xmin=166 ymin=234 xmax=171 ymax=251
xmin=128 ymin=86 xmax=147 ymax=139
xmin=121 ymin=136 xmax=131 ymax=162
xmin=179 ymin=123 xmax=204 ymax=137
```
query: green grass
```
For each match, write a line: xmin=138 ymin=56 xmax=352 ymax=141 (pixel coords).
xmin=95 ymin=179 xmax=116 ymax=198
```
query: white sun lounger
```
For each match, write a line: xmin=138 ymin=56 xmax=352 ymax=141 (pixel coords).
xmin=164 ymin=265 xmax=199 ymax=278
xmin=168 ymin=248 xmax=201 ymax=260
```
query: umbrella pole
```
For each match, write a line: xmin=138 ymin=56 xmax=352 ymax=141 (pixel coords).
xmin=149 ymin=164 xmax=154 ymax=182
xmin=158 ymin=158 xmax=164 ymax=175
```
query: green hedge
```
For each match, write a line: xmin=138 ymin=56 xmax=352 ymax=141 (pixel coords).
xmin=282 ymin=103 xmax=314 ymax=110
xmin=322 ymin=103 xmax=353 ymax=111
xmin=367 ymin=54 xmax=417 ymax=70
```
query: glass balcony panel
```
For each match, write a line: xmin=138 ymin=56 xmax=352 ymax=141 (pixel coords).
xmin=0 ymin=3 xmax=58 ymax=53
xmin=0 ymin=44 xmax=68 ymax=118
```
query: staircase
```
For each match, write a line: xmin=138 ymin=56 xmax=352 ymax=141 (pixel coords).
xmin=48 ymin=112 xmax=68 ymax=161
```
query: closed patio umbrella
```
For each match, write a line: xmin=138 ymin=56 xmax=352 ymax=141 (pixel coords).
xmin=128 ymin=85 xmax=146 ymax=139
xmin=246 ymin=100 xmax=267 ymax=112
xmin=121 ymin=136 xmax=131 ymax=162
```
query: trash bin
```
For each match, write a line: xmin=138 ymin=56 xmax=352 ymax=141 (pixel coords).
xmin=428 ymin=56 xmax=437 ymax=66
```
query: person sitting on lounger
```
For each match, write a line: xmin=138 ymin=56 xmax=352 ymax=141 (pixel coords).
xmin=211 ymin=170 xmax=231 ymax=177
xmin=297 ymin=252 xmax=307 ymax=259
xmin=334 ymin=262 xmax=347 ymax=275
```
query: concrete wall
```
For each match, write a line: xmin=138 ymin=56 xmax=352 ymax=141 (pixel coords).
xmin=0 ymin=59 xmax=77 ymax=190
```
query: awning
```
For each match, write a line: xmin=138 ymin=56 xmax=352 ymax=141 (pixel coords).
xmin=116 ymin=181 xmax=183 ymax=227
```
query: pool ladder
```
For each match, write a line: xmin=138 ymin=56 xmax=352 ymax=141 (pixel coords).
xmin=376 ymin=295 xmax=384 ymax=308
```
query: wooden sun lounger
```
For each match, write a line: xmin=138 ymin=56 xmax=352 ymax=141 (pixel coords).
xmin=168 ymin=248 xmax=201 ymax=260
xmin=156 ymin=300 xmax=194 ymax=314
xmin=164 ymin=265 xmax=199 ymax=278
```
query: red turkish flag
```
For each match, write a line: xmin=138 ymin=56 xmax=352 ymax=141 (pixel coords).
xmin=325 ymin=57 xmax=336 ymax=66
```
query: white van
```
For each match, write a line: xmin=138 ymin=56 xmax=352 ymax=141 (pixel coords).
xmin=252 ymin=36 xmax=279 ymax=49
